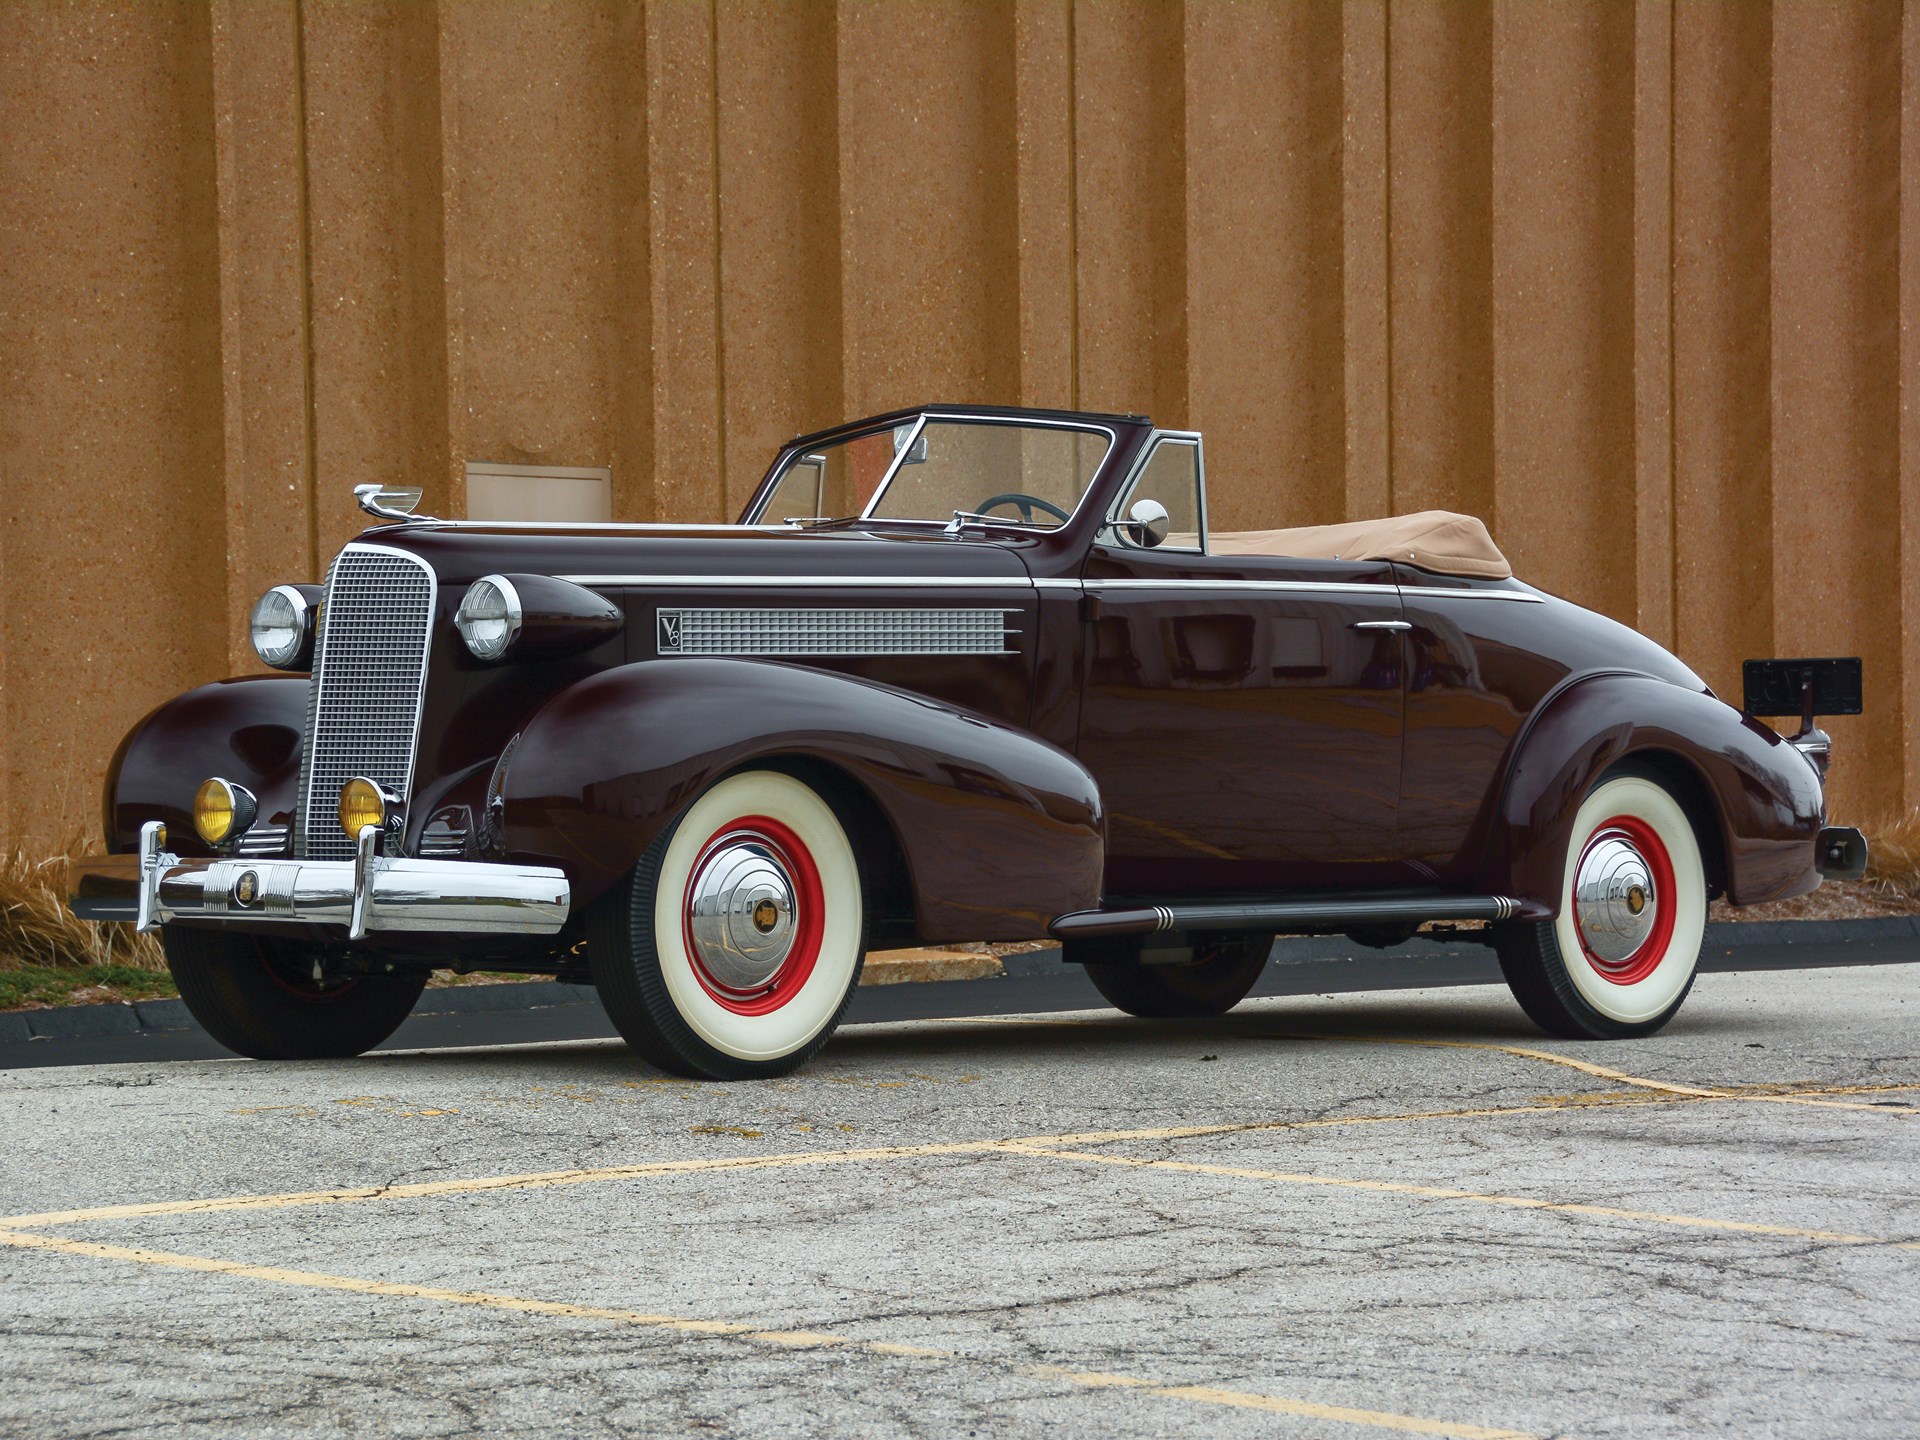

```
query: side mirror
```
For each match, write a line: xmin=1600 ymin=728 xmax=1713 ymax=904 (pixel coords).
xmin=1121 ymin=497 xmax=1170 ymax=548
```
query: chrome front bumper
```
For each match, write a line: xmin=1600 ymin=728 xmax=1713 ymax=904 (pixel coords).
xmin=70 ymin=822 xmax=570 ymax=940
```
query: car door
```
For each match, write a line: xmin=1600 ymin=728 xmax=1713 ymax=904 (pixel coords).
xmin=1073 ymin=434 xmax=1408 ymax=897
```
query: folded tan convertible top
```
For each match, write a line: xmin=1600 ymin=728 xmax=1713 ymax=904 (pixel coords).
xmin=1205 ymin=510 xmax=1511 ymax=580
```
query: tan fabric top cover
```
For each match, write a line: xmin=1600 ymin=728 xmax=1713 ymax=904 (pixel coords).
xmin=1203 ymin=509 xmax=1511 ymax=579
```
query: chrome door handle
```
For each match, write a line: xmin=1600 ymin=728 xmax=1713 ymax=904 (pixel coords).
xmin=1351 ymin=620 xmax=1411 ymax=633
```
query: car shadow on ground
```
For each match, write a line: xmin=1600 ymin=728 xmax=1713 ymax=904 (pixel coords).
xmin=344 ymin=991 xmax=1756 ymax=1084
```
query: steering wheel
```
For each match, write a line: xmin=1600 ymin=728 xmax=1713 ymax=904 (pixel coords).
xmin=977 ymin=492 xmax=1072 ymax=526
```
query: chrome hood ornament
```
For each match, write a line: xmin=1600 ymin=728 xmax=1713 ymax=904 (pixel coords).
xmin=353 ymin=484 xmax=435 ymax=523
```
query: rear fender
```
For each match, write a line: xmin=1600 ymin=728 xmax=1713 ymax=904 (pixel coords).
xmin=103 ymin=676 xmax=309 ymax=855
xmin=1478 ymin=673 xmax=1824 ymax=912
xmin=500 ymin=659 xmax=1105 ymax=941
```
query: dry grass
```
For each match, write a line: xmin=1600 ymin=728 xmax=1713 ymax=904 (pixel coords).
xmin=1860 ymin=808 xmax=1920 ymax=906
xmin=0 ymin=840 xmax=162 ymax=973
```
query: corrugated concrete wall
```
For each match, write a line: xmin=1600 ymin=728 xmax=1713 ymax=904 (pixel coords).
xmin=1 ymin=0 xmax=1917 ymax=849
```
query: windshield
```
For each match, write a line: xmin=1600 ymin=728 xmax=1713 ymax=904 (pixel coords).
xmin=758 ymin=428 xmax=900 ymax=522
xmin=869 ymin=420 xmax=1110 ymax=528
xmin=758 ymin=418 xmax=1111 ymax=529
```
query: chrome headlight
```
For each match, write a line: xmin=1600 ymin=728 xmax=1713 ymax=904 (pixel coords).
xmin=455 ymin=575 xmax=523 ymax=661
xmin=250 ymin=585 xmax=315 ymax=669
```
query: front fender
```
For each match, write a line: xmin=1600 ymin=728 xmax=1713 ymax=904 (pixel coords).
xmin=1477 ymin=673 xmax=1824 ymax=913
xmin=103 ymin=675 xmax=309 ymax=854
xmin=500 ymin=659 xmax=1105 ymax=940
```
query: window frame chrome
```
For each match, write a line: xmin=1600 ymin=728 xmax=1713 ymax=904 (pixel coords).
xmin=745 ymin=411 xmax=1120 ymax=532
xmin=1103 ymin=428 xmax=1210 ymax=554
xmin=752 ymin=424 xmax=899 ymax=525
xmin=857 ymin=412 xmax=1119 ymax=532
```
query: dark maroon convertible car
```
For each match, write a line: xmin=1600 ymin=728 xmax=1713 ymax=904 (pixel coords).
xmin=71 ymin=405 xmax=1864 ymax=1078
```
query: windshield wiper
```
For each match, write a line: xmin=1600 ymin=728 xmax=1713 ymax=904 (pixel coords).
xmin=783 ymin=515 xmax=864 ymax=531
xmin=943 ymin=510 xmax=1030 ymax=534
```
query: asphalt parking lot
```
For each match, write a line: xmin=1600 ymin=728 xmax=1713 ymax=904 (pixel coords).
xmin=3 ymin=961 xmax=1916 ymax=1439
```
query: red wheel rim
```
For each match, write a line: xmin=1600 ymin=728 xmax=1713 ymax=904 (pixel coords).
xmin=1571 ymin=813 xmax=1675 ymax=986
xmin=259 ymin=941 xmax=362 ymax=1003
xmin=680 ymin=814 xmax=824 ymax=1016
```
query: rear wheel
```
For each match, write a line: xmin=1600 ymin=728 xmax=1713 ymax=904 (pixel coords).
xmin=1083 ymin=934 xmax=1271 ymax=1018
xmin=587 ymin=770 xmax=868 ymax=1080
xmin=1494 ymin=766 xmax=1707 ymax=1040
xmin=162 ymin=928 xmax=426 ymax=1060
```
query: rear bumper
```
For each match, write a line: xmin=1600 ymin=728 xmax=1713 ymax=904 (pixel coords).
xmin=1816 ymin=825 xmax=1868 ymax=882
xmin=70 ymin=822 xmax=570 ymax=939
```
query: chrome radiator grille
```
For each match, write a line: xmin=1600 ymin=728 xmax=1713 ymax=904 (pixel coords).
xmin=297 ymin=544 xmax=436 ymax=860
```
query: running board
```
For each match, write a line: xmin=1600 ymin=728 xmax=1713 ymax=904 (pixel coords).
xmin=1049 ymin=893 xmax=1528 ymax=941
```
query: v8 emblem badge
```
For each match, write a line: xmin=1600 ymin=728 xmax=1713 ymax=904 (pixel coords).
xmin=656 ymin=610 xmax=685 ymax=654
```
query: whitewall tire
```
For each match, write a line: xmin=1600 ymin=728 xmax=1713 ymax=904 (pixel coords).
xmin=588 ymin=769 xmax=868 ymax=1079
xmin=1494 ymin=766 xmax=1707 ymax=1039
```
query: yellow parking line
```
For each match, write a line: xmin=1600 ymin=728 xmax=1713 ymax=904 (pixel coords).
xmin=7 ymin=1081 xmax=1910 ymax=1231
xmin=1001 ymin=1144 xmax=1920 ymax=1251
xmin=0 ymin=1227 xmax=1532 ymax=1439
xmin=0 ymin=1140 xmax=1011 ymax=1228
xmin=0 ymin=1093 xmax=1704 ymax=1230
xmin=915 ymin=1016 xmax=1914 ymax=1116
xmin=1267 ymin=1033 xmax=1920 ymax=1114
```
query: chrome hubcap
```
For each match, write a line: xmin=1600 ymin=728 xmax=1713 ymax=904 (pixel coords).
xmin=1574 ymin=832 xmax=1658 ymax=965
xmin=686 ymin=838 xmax=797 ymax=992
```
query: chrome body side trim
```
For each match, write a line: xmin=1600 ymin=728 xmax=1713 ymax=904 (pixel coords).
xmin=412 ymin=521 xmax=800 ymax=533
xmin=71 ymin=845 xmax=570 ymax=937
xmin=1084 ymin=578 xmax=1542 ymax=602
xmin=1086 ymin=578 xmax=1404 ymax=597
xmin=560 ymin=574 xmax=1034 ymax=589
xmin=559 ymin=573 xmax=1539 ymax=601
xmin=1400 ymin=585 xmax=1545 ymax=604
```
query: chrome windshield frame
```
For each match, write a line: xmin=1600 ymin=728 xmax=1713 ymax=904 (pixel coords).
xmin=746 ymin=411 xmax=1120 ymax=533
xmin=857 ymin=412 xmax=1120 ymax=532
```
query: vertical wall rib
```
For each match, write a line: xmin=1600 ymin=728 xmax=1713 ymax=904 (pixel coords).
xmin=1186 ymin=1 xmax=1345 ymax=533
xmin=1769 ymin=1 xmax=1902 ymax=812
xmin=1673 ymin=0 xmax=1773 ymax=704
xmin=1390 ymin=1 xmax=1494 ymax=526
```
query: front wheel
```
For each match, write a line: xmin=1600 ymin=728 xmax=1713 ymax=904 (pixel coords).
xmin=586 ymin=770 xmax=868 ymax=1080
xmin=162 ymin=928 xmax=427 ymax=1059
xmin=1494 ymin=766 xmax=1707 ymax=1040
xmin=1083 ymin=934 xmax=1272 ymax=1018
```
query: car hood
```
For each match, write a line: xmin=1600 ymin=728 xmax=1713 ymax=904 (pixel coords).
xmin=349 ymin=522 xmax=1037 ymax=590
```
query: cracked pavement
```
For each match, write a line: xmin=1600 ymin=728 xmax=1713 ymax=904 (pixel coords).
xmin=1 ymin=963 xmax=1916 ymax=1438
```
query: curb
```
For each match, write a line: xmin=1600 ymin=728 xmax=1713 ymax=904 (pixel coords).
xmin=5 ymin=917 xmax=1916 ymax=1047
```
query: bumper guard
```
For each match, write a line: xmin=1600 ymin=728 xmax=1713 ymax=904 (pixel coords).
xmin=69 ymin=822 xmax=570 ymax=940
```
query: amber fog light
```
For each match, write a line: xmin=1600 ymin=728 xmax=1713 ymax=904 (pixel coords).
xmin=338 ymin=777 xmax=390 ymax=838
xmin=193 ymin=778 xmax=256 ymax=846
